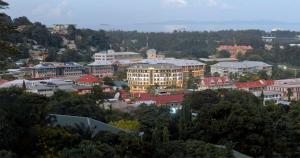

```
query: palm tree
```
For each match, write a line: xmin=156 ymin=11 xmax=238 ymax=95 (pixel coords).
xmin=287 ymin=88 xmax=293 ymax=101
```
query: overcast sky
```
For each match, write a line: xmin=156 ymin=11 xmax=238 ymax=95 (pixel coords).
xmin=4 ymin=0 xmax=300 ymax=30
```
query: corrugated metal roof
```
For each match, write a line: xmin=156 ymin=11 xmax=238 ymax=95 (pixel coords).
xmin=51 ymin=114 xmax=124 ymax=135
xmin=212 ymin=61 xmax=272 ymax=69
xmin=139 ymin=58 xmax=206 ymax=67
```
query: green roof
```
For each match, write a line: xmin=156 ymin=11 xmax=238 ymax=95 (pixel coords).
xmin=51 ymin=114 xmax=124 ymax=135
xmin=113 ymin=81 xmax=128 ymax=87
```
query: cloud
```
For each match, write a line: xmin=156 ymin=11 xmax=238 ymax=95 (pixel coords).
xmin=198 ymin=0 xmax=233 ymax=9
xmin=206 ymin=0 xmax=218 ymax=7
xmin=161 ymin=0 xmax=232 ymax=9
xmin=162 ymin=0 xmax=188 ymax=8
xmin=32 ymin=0 xmax=73 ymax=19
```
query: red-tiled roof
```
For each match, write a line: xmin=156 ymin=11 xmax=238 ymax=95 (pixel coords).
xmin=203 ymin=76 xmax=230 ymax=86
xmin=235 ymin=80 xmax=274 ymax=89
xmin=0 ymin=80 xmax=8 ymax=85
xmin=77 ymin=74 xmax=101 ymax=83
xmin=217 ymin=45 xmax=253 ymax=50
xmin=132 ymin=93 xmax=184 ymax=105
xmin=119 ymin=90 xmax=130 ymax=99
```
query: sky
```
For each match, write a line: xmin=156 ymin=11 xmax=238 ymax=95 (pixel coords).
xmin=4 ymin=0 xmax=300 ymax=31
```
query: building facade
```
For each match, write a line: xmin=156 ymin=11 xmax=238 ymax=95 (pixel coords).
xmin=94 ymin=50 xmax=143 ymax=62
xmin=139 ymin=58 xmax=206 ymax=79
xmin=211 ymin=61 xmax=272 ymax=77
xmin=87 ymin=61 xmax=114 ymax=78
xmin=198 ymin=76 xmax=233 ymax=90
xmin=267 ymin=78 xmax=300 ymax=101
xmin=31 ymin=62 xmax=84 ymax=78
xmin=127 ymin=63 xmax=183 ymax=93
xmin=146 ymin=49 xmax=157 ymax=59
xmin=216 ymin=45 xmax=253 ymax=58
xmin=76 ymin=74 xmax=102 ymax=86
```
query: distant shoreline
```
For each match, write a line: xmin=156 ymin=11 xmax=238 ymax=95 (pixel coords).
xmin=76 ymin=23 xmax=300 ymax=32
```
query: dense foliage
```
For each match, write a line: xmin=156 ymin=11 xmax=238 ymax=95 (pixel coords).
xmin=0 ymin=87 xmax=236 ymax=158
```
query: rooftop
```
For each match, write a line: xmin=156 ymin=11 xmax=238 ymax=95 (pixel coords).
xmin=0 ymin=80 xmax=8 ymax=86
xmin=217 ymin=45 xmax=253 ymax=50
xmin=211 ymin=61 xmax=272 ymax=69
xmin=88 ymin=59 xmax=135 ymax=66
xmin=33 ymin=62 xmax=83 ymax=69
xmin=95 ymin=50 xmax=140 ymax=55
xmin=131 ymin=93 xmax=184 ymax=105
xmin=139 ymin=58 xmax=205 ymax=67
xmin=88 ymin=60 xmax=112 ymax=66
xmin=235 ymin=80 xmax=274 ymax=89
xmin=202 ymin=76 xmax=231 ymax=86
xmin=77 ymin=74 xmax=101 ymax=83
xmin=199 ymin=58 xmax=238 ymax=62
xmin=51 ymin=114 xmax=124 ymax=136
xmin=273 ymin=78 xmax=300 ymax=88
xmin=128 ymin=63 xmax=180 ymax=70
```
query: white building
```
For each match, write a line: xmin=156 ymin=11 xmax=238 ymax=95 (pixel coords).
xmin=94 ymin=50 xmax=142 ymax=62
xmin=267 ymin=78 xmax=300 ymax=101
xmin=0 ymin=79 xmax=75 ymax=97
xmin=253 ymin=91 xmax=284 ymax=105
xmin=210 ymin=61 xmax=272 ymax=77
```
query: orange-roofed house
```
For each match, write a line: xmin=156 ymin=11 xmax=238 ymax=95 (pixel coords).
xmin=199 ymin=76 xmax=234 ymax=90
xmin=131 ymin=93 xmax=184 ymax=107
xmin=217 ymin=45 xmax=253 ymax=58
xmin=76 ymin=74 xmax=102 ymax=86
xmin=0 ymin=80 xmax=8 ymax=86
xmin=235 ymin=80 xmax=274 ymax=92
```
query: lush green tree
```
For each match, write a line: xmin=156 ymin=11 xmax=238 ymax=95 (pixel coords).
xmin=217 ymin=50 xmax=231 ymax=58
xmin=103 ymin=76 xmax=114 ymax=86
xmin=110 ymin=119 xmax=140 ymax=132
xmin=188 ymin=89 xmax=220 ymax=111
xmin=134 ymin=105 xmax=171 ymax=140
xmin=48 ymin=90 xmax=107 ymax=121
xmin=0 ymin=88 xmax=50 ymax=156
xmin=151 ymin=126 xmax=161 ymax=145
xmin=0 ymin=1 xmax=18 ymax=69
xmin=0 ymin=0 xmax=8 ymax=9
xmin=57 ymin=49 xmax=82 ymax=62
xmin=89 ymin=85 xmax=107 ymax=103
xmin=13 ymin=16 xmax=32 ymax=26
xmin=59 ymin=141 xmax=115 ymax=158
xmin=66 ymin=24 xmax=76 ymax=40
xmin=258 ymin=70 xmax=270 ymax=80
xmin=287 ymin=88 xmax=293 ymax=101
xmin=162 ymin=127 xmax=170 ymax=143
xmin=0 ymin=150 xmax=16 ymax=158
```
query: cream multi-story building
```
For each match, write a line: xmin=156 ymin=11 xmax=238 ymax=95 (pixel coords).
xmin=139 ymin=58 xmax=206 ymax=79
xmin=94 ymin=50 xmax=143 ymax=62
xmin=31 ymin=62 xmax=84 ymax=78
xmin=127 ymin=63 xmax=183 ymax=93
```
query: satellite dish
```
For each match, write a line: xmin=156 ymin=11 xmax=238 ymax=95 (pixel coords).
xmin=114 ymin=92 xmax=120 ymax=99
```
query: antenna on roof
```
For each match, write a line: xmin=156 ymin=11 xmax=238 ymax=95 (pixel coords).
xmin=146 ymin=34 xmax=149 ymax=48
xmin=233 ymin=37 xmax=237 ymax=46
